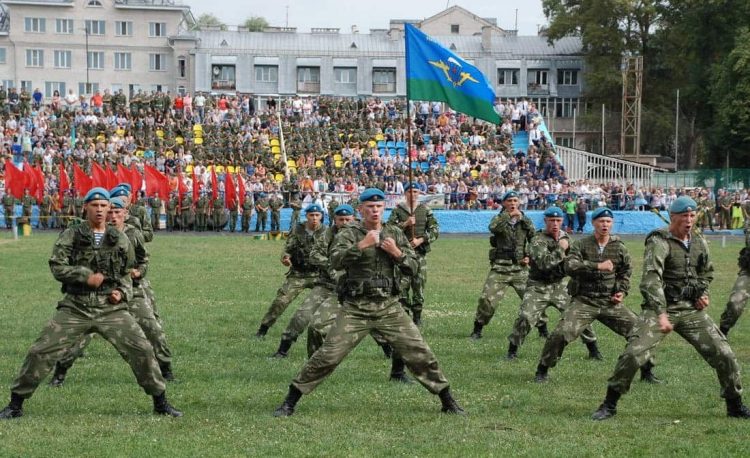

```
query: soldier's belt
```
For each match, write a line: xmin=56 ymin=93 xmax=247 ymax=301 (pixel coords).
xmin=63 ymin=284 xmax=116 ymax=296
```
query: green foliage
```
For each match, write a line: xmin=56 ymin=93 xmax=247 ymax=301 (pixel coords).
xmin=0 ymin=234 xmax=749 ymax=455
xmin=244 ymin=16 xmax=269 ymax=32
xmin=192 ymin=13 xmax=227 ymax=31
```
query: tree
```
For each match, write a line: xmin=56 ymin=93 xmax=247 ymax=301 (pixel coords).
xmin=244 ymin=16 xmax=269 ymax=32
xmin=193 ymin=13 xmax=227 ymax=31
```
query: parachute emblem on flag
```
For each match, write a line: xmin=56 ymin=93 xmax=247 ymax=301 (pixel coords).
xmin=429 ymin=57 xmax=479 ymax=88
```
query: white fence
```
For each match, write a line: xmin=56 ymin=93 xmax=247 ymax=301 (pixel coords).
xmin=555 ymin=146 xmax=657 ymax=188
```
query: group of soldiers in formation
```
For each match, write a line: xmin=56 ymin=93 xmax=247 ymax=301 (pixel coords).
xmin=2 ymin=180 xmax=750 ymax=420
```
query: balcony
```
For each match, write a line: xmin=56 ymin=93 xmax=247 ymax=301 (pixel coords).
xmin=211 ymin=79 xmax=236 ymax=91
xmin=297 ymin=81 xmax=320 ymax=93
xmin=373 ymin=82 xmax=396 ymax=93
xmin=527 ymin=83 xmax=549 ymax=95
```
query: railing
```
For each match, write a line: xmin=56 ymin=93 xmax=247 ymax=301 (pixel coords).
xmin=297 ymin=82 xmax=320 ymax=93
xmin=555 ymin=146 xmax=657 ymax=187
xmin=373 ymin=82 xmax=396 ymax=93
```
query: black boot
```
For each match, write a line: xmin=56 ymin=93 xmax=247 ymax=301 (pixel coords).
xmin=438 ymin=388 xmax=466 ymax=415
xmin=537 ymin=323 xmax=549 ymax=339
xmin=255 ymin=324 xmax=269 ymax=339
xmin=470 ymin=321 xmax=483 ymax=340
xmin=412 ymin=310 xmax=422 ymax=326
xmin=160 ymin=362 xmax=175 ymax=382
xmin=0 ymin=393 xmax=24 ymax=420
xmin=389 ymin=355 xmax=412 ymax=384
xmin=379 ymin=342 xmax=393 ymax=359
xmin=153 ymin=392 xmax=182 ymax=417
xmin=720 ymin=325 xmax=730 ymax=338
xmin=592 ymin=387 xmax=621 ymax=421
xmin=639 ymin=361 xmax=662 ymax=384
xmin=273 ymin=385 xmax=302 ymax=417
xmin=534 ymin=363 xmax=549 ymax=383
xmin=506 ymin=343 xmax=518 ymax=361
xmin=726 ymin=396 xmax=750 ymax=418
xmin=586 ymin=341 xmax=603 ymax=360
xmin=49 ymin=362 xmax=67 ymax=387
xmin=271 ymin=339 xmax=293 ymax=358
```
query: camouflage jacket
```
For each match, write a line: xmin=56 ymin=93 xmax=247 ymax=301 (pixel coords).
xmin=387 ymin=202 xmax=439 ymax=254
xmin=128 ymin=204 xmax=153 ymax=242
xmin=487 ymin=211 xmax=535 ymax=271
xmin=527 ymin=230 xmax=569 ymax=285
xmin=284 ymin=223 xmax=327 ymax=275
xmin=566 ymin=235 xmax=631 ymax=300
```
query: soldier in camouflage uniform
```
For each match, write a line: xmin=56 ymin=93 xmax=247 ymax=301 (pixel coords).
xmin=255 ymin=204 xmax=325 ymax=338
xmin=196 ymin=191 xmax=209 ymax=232
xmin=61 ymin=190 xmax=75 ymax=229
xmin=697 ymin=191 xmax=714 ymax=231
xmin=470 ymin=191 xmax=535 ymax=339
xmin=149 ymin=193 xmax=162 ymax=231
xmin=227 ymin=190 xmax=239 ymax=233
xmin=166 ymin=192 xmax=178 ymax=231
xmin=505 ymin=207 xmax=599 ymax=360
xmin=592 ymin=196 xmax=750 ymax=421
xmin=40 ymin=192 xmax=53 ymax=229
xmin=327 ymin=198 xmax=339 ymax=227
xmin=21 ymin=190 xmax=35 ymax=226
xmin=180 ymin=192 xmax=193 ymax=232
xmin=269 ymin=193 xmax=284 ymax=232
xmin=719 ymin=216 xmax=750 ymax=337
xmin=0 ymin=188 xmax=181 ymax=420
xmin=534 ymin=207 xmax=659 ymax=383
xmin=254 ymin=192 xmax=269 ymax=232
xmin=211 ymin=193 xmax=224 ymax=231
xmin=387 ymin=182 xmax=439 ymax=325
xmin=289 ymin=195 xmax=302 ymax=230
xmin=241 ymin=191 xmax=254 ymax=232
xmin=273 ymin=189 xmax=464 ymax=417
xmin=2 ymin=191 xmax=15 ymax=229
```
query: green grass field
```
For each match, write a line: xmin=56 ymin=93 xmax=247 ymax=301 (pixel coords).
xmin=1 ymin=233 xmax=749 ymax=457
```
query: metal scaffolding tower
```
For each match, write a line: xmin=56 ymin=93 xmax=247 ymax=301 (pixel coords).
xmin=620 ymin=56 xmax=643 ymax=158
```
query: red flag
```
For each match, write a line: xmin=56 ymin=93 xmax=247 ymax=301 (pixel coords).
xmin=22 ymin=163 xmax=39 ymax=199
xmin=129 ymin=166 xmax=142 ymax=196
xmin=192 ymin=170 xmax=200 ymax=205
xmin=225 ymin=172 xmax=236 ymax=210
xmin=238 ymin=173 xmax=246 ymax=208
xmin=33 ymin=165 xmax=45 ymax=203
xmin=3 ymin=159 xmax=25 ymax=199
xmin=144 ymin=164 xmax=169 ymax=199
xmin=210 ymin=167 xmax=218 ymax=201
xmin=91 ymin=162 xmax=108 ymax=188
xmin=106 ymin=164 xmax=118 ymax=189
xmin=59 ymin=165 xmax=70 ymax=203
xmin=116 ymin=163 xmax=130 ymax=185
xmin=177 ymin=172 xmax=188 ymax=208
xmin=72 ymin=163 xmax=92 ymax=195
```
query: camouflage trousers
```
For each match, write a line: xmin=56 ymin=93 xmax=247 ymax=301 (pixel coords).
xmin=400 ymin=253 xmax=428 ymax=313
xmin=167 ymin=213 xmax=177 ymax=231
xmin=508 ymin=281 xmax=597 ymax=350
xmin=11 ymin=295 xmax=166 ymax=398
xmin=607 ymin=307 xmax=741 ymax=399
xmin=213 ymin=211 xmax=223 ymax=230
xmin=260 ymin=273 xmax=316 ymax=329
xmin=196 ymin=212 xmax=208 ymax=231
xmin=281 ymin=285 xmax=330 ymax=342
xmin=57 ymin=287 xmax=173 ymax=369
xmin=229 ymin=211 xmax=238 ymax=232
xmin=241 ymin=212 xmax=252 ymax=232
xmin=181 ymin=211 xmax=193 ymax=230
xmin=271 ymin=212 xmax=281 ymax=232
xmin=720 ymin=270 xmax=750 ymax=331
xmin=3 ymin=208 xmax=11 ymax=228
xmin=255 ymin=212 xmax=267 ymax=232
xmin=290 ymin=212 xmax=300 ymax=231
xmin=292 ymin=297 xmax=450 ymax=395
xmin=150 ymin=211 xmax=159 ymax=231
xmin=475 ymin=265 xmax=528 ymax=326
xmin=540 ymin=297 xmax=640 ymax=368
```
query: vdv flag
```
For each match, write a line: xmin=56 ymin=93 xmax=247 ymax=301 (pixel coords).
xmin=405 ymin=23 xmax=500 ymax=124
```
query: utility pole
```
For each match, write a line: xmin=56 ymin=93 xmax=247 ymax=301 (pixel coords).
xmin=674 ymin=89 xmax=680 ymax=171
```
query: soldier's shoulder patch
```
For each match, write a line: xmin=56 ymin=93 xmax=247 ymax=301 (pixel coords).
xmin=645 ymin=228 xmax=669 ymax=245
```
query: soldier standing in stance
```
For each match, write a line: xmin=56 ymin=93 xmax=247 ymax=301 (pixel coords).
xmin=241 ymin=191 xmax=254 ymax=233
xmin=254 ymin=204 xmax=325 ymax=338
xmin=273 ymin=188 xmax=464 ymax=417
xmin=255 ymin=192 xmax=269 ymax=232
xmin=269 ymin=192 xmax=284 ymax=232
xmin=534 ymin=207 xmax=659 ymax=383
xmin=0 ymin=188 xmax=181 ymax=420
xmin=195 ymin=191 xmax=209 ymax=232
xmin=289 ymin=195 xmax=302 ymax=230
xmin=166 ymin=192 xmax=178 ymax=232
xmin=180 ymin=191 xmax=193 ymax=232
xmin=387 ymin=182 xmax=439 ymax=325
xmin=719 ymin=216 xmax=750 ymax=337
xmin=470 ymin=191 xmax=535 ymax=340
xmin=149 ymin=192 xmax=162 ymax=231
xmin=505 ymin=207 xmax=599 ymax=360
xmin=592 ymin=196 xmax=750 ymax=420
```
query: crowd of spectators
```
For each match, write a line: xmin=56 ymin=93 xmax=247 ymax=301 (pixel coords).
xmin=0 ymin=88 xmax=748 ymax=231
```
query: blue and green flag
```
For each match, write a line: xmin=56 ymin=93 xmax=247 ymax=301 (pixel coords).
xmin=405 ymin=24 xmax=500 ymax=124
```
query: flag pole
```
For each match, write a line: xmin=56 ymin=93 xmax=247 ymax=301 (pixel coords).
xmin=277 ymin=108 xmax=290 ymax=180
xmin=404 ymin=25 xmax=416 ymax=239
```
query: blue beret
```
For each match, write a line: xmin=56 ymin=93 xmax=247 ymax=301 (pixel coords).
xmin=259 ymin=192 xmax=266 ymax=198
xmin=110 ymin=186 xmax=130 ymax=197
xmin=360 ymin=188 xmax=386 ymax=202
xmin=116 ymin=182 xmax=132 ymax=192
xmin=305 ymin=204 xmax=324 ymax=214
xmin=502 ymin=191 xmax=518 ymax=201
xmin=110 ymin=197 xmax=126 ymax=209
xmin=334 ymin=204 xmax=354 ymax=216
xmin=670 ymin=196 xmax=698 ymax=214
xmin=544 ymin=206 xmax=565 ymax=218
xmin=404 ymin=182 xmax=419 ymax=191
xmin=592 ymin=207 xmax=614 ymax=220
xmin=84 ymin=187 xmax=110 ymax=203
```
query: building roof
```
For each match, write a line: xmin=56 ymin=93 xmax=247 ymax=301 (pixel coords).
xmin=195 ymin=30 xmax=582 ymax=58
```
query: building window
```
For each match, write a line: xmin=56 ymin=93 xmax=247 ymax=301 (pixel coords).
xmin=177 ymin=85 xmax=186 ymax=95
xmin=114 ymin=52 xmax=132 ymax=70
xmin=87 ymin=0 xmax=103 ymax=5
xmin=212 ymin=65 xmax=236 ymax=90
xmin=2 ymin=80 xmax=15 ymax=89
xmin=497 ymin=69 xmax=519 ymax=85
xmin=84 ymin=20 xmax=105 ymax=35
xmin=255 ymin=65 xmax=278 ymax=83
xmin=149 ymin=22 xmax=167 ymax=37
xmin=54 ymin=50 xmax=72 ymax=69
xmin=20 ymin=81 xmax=32 ymax=92
xmin=334 ymin=67 xmax=356 ymax=84
xmin=24 ymin=17 xmax=46 ymax=33
xmin=557 ymin=69 xmax=579 ymax=86
xmin=450 ymin=24 xmax=459 ymax=34
xmin=555 ymin=137 xmax=573 ymax=148
xmin=56 ymin=19 xmax=73 ymax=34
xmin=87 ymin=51 xmax=104 ymax=70
xmin=178 ymin=57 xmax=186 ymax=78
xmin=297 ymin=67 xmax=320 ymax=93
xmin=0 ymin=48 xmax=6 ymax=64
xmin=25 ymin=49 xmax=44 ymax=67
xmin=115 ymin=21 xmax=133 ymax=37
xmin=151 ymin=84 xmax=168 ymax=92
xmin=528 ymin=69 xmax=549 ymax=94
xmin=79 ymin=82 xmax=99 ymax=95
xmin=44 ymin=81 xmax=66 ymax=98
xmin=373 ymin=68 xmax=396 ymax=93
xmin=555 ymin=97 xmax=578 ymax=118
xmin=149 ymin=54 xmax=166 ymax=71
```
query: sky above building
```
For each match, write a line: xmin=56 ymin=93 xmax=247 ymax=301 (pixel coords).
xmin=187 ymin=0 xmax=548 ymax=36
